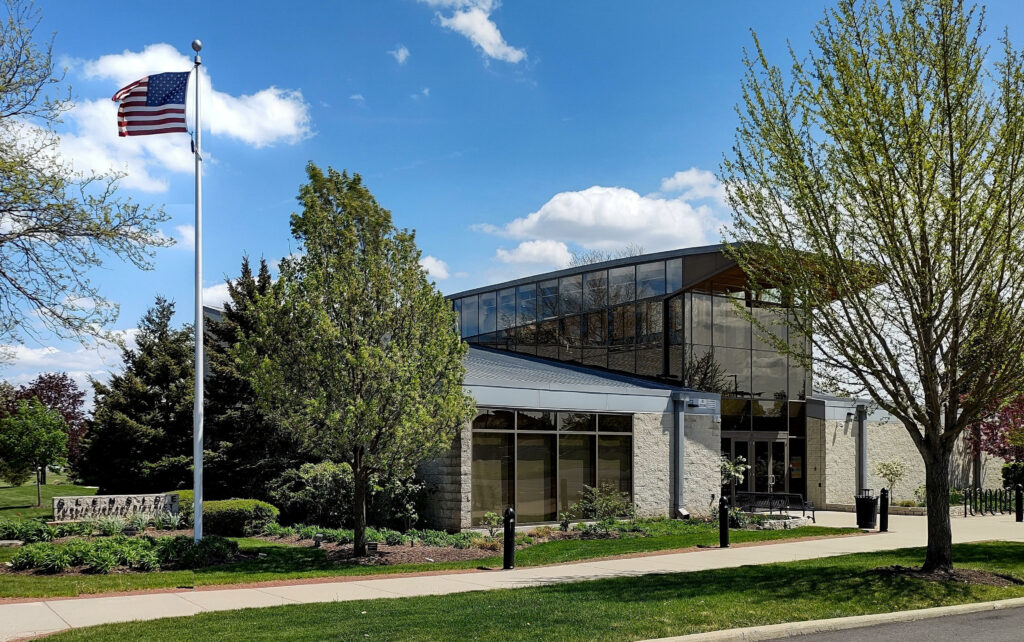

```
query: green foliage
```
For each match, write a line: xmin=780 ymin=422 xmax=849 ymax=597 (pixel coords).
xmin=0 ymin=0 xmax=170 ymax=348
xmin=205 ymin=257 xmax=305 ymax=501
xmin=568 ymin=483 xmax=635 ymax=532
xmin=202 ymin=499 xmax=279 ymax=537
xmin=0 ymin=518 xmax=93 ymax=542
xmin=481 ymin=511 xmax=501 ymax=538
xmin=84 ymin=548 xmax=117 ymax=574
xmin=368 ymin=474 xmax=427 ymax=531
xmin=720 ymin=455 xmax=750 ymax=487
xmin=1002 ymin=462 xmax=1024 ymax=489
xmin=721 ymin=0 xmax=1024 ymax=571
xmin=873 ymin=460 xmax=910 ymax=499
xmin=269 ymin=461 xmax=353 ymax=527
xmin=78 ymin=299 xmax=195 ymax=493
xmin=0 ymin=399 xmax=68 ymax=503
xmin=96 ymin=516 xmax=127 ymax=536
xmin=234 ymin=164 xmax=476 ymax=554
xmin=0 ymin=461 xmax=31 ymax=486
xmin=9 ymin=543 xmax=46 ymax=570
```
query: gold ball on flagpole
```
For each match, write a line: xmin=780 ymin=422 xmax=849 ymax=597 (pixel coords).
xmin=192 ymin=40 xmax=203 ymax=52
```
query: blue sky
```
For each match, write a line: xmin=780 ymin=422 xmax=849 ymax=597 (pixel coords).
xmin=10 ymin=0 xmax=1024 ymax=391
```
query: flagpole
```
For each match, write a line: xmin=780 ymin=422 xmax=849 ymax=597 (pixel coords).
xmin=191 ymin=39 xmax=204 ymax=543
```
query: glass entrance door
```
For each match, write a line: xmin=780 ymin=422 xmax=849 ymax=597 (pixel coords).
xmin=726 ymin=438 xmax=787 ymax=499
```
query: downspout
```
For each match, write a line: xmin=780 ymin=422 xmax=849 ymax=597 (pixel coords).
xmin=673 ymin=391 xmax=689 ymax=519
xmin=856 ymin=404 xmax=868 ymax=493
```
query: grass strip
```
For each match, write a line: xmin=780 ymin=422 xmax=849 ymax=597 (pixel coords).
xmin=45 ymin=541 xmax=1024 ymax=641
xmin=0 ymin=524 xmax=855 ymax=598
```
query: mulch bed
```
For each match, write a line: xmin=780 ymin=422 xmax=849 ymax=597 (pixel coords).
xmin=253 ymin=534 xmax=498 ymax=566
xmin=870 ymin=565 xmax=1024 ymax=587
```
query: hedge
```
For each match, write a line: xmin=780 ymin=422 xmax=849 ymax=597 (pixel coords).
xmin=169 ymin=491 xmax=279 ymax=537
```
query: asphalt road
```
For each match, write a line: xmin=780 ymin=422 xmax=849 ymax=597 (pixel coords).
xmin=786 ymin=606 xmax=1024 ymax=641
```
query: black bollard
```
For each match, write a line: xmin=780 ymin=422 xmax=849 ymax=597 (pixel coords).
xmin=879 ymin=488 xmax=889 ymax=532
xmin=719 ymin=496 xmax=730 ymax=548
xmin=1016 ymin=485 xmax=1023 ymax=523
xmin=502 ymin=506 xmax=516 ymax=569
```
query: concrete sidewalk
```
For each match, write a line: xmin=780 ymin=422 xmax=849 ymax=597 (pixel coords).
xmin=3 ymin=511 xmax=1023 ymax=641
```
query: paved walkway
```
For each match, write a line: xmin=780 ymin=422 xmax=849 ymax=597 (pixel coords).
xmin=3 ymin=511 xmax=1023 ymax=641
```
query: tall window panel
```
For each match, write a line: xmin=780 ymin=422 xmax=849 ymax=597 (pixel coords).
xmin=460 ymin=295 xmax=478 ymax=338
xmin=516 ymin=283 xmax=537 ymax=326
xmin=608 ymin=266 xmax=636 ymax=304
xmin=636 ymin=261 xmax=666 ymax=299
xmin=598 ymin=435 xmax=633 ymax=498
xmin=712 ymin=294 xmax=751 ymax=349
xmin=497 ymin=288 xmax=516 ymax=331
xmin=539 ymin=279 xmax=559 ymax=320
xmin=471 ymin=433 xmax=514 ymax=525
xmin=558 ymin=434 xmax=595 ymax=512
xmin=517 ymin=434 xmax=557 ymax=522
xmin=666 ymin=257 xmax=683 ymax=293
xmin=583 ymin=270 xmax=608 ymax=311
xmin=479 ymin=291 xmax=497 ymax=334
xmin=559 ymin=275 xmax=582 ymax=315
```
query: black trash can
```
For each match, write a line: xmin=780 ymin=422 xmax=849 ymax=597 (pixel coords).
xmin=855 ymin=489 xmax=878 ymax=529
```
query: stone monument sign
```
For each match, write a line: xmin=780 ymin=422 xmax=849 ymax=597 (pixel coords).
xmin=53 ymin=493 xmax=180 ymax=522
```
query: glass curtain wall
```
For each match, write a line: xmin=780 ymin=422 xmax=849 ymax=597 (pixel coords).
xmin=470 ymin=408 xmax=633 ymax=525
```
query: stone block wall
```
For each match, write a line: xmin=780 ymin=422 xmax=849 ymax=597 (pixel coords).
xmin=633 ymin=412 xmax=672 ymax=518
xmin=417 ymin=422 xmax=472 ymax=532
xmin=683 ymin=413 xmax=720 ymax=518
xmin=814 ymin=413 xmax=1006 ymax=508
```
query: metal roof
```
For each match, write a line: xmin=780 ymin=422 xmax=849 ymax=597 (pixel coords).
xmin=464 ymin=346 xmax=683 ymax=397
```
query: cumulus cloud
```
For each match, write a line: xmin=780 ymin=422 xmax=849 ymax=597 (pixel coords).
xmin=1 ymin=329 xmax=139 ymax=402
xmin=474 ymin=169 xmax=730 ymax=275
xmin=495 ymin=239 xmax=571 ymax=266
xmin=202 ymin=282 xmax=231 ymax=307
xmin=54 ymin=43 xmax=313 ymax=193
xmin=420 ymin=0 xmax=525 ymax=64
xmin=660 ymin=167 xmax=728 ymax=206
xmin=420 ymin=255 xmax=450 ymax=279
xmin=388 ymin=44 xmax=410 ymax=64
xmin=174 ymin=224 xmax=195 ymax=250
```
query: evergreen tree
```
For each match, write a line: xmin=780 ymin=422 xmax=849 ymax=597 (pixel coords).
xmin=78 ymin=298 xmax=194 ymax=493
xmin=236 ymin=164 xmax=475 ymax=555
xmin=205 ymin=257 xmax=304 ymax=500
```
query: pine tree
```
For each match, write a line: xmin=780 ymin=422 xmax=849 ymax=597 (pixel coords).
xmin=205 ymin=257 xmax=304 ymax=500
xmin=78 ymin=298 xmax=194 ymax=493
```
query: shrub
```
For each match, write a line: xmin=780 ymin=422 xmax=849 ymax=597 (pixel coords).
xmin=480 ymin=511 xmax=502 ymax=538
xmin=85 ymin=548 xmax=117 ymax=574
xmin=64 ymin=539 xmax=94 ymax=566
xmin=381 ymin=529 xmax=405 ymax=546
xmin=269 ymin=461 xmax=353 ymax=527
xmin=126 ymin=512 xmax=149 ymax=531
xmin=367 ymin=475 xmax=428 ymax=531
xmin=9 ymin=543 xmax=47 ymax=570
xmin=135 ymin=550 xmax=160 ymax=571
xmin=527 ymin=526 xmax=553 ymax=539
xmin=203 ymin=499 xmax=279 ymax=537
xmin=1002 ymin=461 xmax=1024 ymax=489
xmin=296 ymin=525 xmax=318 ymax=540
xmin=154 ymin=534 xmax=237 ymax=569
xmin=568 ymin=483 xmax=634 ymax=532
xmin=873 ymin=459 xmax=909 ymax=500
xmin=323 ymin=528 xmax=352 ymax=544
xmin=97 ymin=516 xmax=127 ymax=536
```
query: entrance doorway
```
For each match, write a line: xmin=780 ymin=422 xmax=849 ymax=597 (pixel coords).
xmin=723 ymin=438 xmax=788 ymax=499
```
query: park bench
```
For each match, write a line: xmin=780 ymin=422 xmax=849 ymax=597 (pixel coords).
xmin=734 ymin=491 xmax=815 ymax=523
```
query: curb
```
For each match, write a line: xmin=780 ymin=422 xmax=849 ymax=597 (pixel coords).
xmin=641 ymin=596 xmax=1024 ymax=641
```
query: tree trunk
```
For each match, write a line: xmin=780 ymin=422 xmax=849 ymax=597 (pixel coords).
xmin=922 ymin=450 xmax=953 ymax=572
xmin=353 ymin=466 xmax=368 ymax=558
xmin=36 ymin=467 xmax=42 ymax=507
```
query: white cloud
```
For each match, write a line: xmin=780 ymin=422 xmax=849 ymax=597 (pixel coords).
xmin=54 ymin=43 xmax=313 ymax=193
xmin=1 ymin=329 xmax=139 ymax=403
xmin=174 ymin=224 xmax=195 ymax=250
xmin=420 ymin=255 xmax=450 ymax=279
xmin=388 ymin=44 xmax=410 ymax=64
xmin=349 ymin=93 xmax=365 ymax=102
xmin=660 ymin=167 xmax=728 ymax=206
xmin=201 ymin=282 xmax=232 ymax=308
xmin=420 ymin=0 xmax=526 ymax=64
xmin=411 ymin=87 xmax=431 ymax=100
xmin=495 ymin=240 xmax=571 ymax=266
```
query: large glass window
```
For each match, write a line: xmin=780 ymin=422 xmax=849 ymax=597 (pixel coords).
xmin=559 ymin=434 xmax=595 ymax=512
xmin=518 ymin=410 xmax=555 ymax=431
xmin=713 ymin=295 xmax=751 ymax=349
xmin=558 ymin=412 xmax=596 ymax=431
xmin=721 ymin=399 xmax=751 ymax=431
xmin=559 ymin=315 xmax=582 ymax=362
xmin=608 ymin=266 xmax=636 ymax=304
xmin=752 ymin=400 xmax=787 ymax=432
xmin=752 ymin=305 xmax=786 ymax=351
xmin=461 ymin=295 xmax=478 ymax=338
xmin=689 ymin=293 xmax=713 ymax=346
xmin=539 ymin=279 xmax=559 ymax=320
xmin=716 ymin=346 xmax=752 ymax=397
xmin=471 ymin=433 xmax=513 ymax=524
xmin=583 ymin=270 xmax=607 ymax=311
xmin=516 ymin=283 xmax=536 ymax=326
xmin=636 ymin=261 xmax=666 ymax=299
xmin=666 ymin=258 xmax=683 ymax=293
xmin=473 ymin=409 xmax=515 ymax=431
xmin=752 ymin=350 xmax=787 ymax=400
xmin=479 ymin=291 xmax=497 ymax=334
xmin=498 ymin=288 xmax=516 ymax=331
xmin=598 ymin=414 xmax=632 ymax=432
xmin=517 ymin=434 xmax=557 ymax=522
xmin=584 ymin=311 xmax=607 ymax=346
xmin=559 ymin=275 xmax=582 ymax=315
xmin=598 ymin=435 xmax=632 ymax=496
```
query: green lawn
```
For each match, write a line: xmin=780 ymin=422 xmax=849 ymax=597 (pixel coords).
xmin=44 ymin=541 xmax=1024 ymax=641
xmin=0 ymin=523 xmax=857 ymax=598
xmin=0 ymin=473 xmax=97 ymax=520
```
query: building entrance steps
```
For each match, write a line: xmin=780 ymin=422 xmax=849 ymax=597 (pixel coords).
xmin=1 ymin=512 xmax=1021 ymax=641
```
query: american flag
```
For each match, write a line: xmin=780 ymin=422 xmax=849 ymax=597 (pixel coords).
xmin=111 ymin=71 xmax=191 ymax=137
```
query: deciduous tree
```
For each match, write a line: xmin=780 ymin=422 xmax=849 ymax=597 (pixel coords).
xmin=722 ymin=0 xmax=1024 ymax=571
xmin=237 ymin=164 xmax=475 ymax=555
xmin=0 ymin=398 xmax=66 ymax=504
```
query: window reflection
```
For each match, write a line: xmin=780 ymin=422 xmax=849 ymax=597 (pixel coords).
xmin=583 ymin=270 xmax=608 ymax=311
xmin=516 ymin=284 xmax=536 ymax=325
xmin=461 ymin=295 xmax=478 ymax=338
xmin=608 ymin=266 xmax=636 ymax=304
xmin=479 ymin=291 xmax=497 ymax=334
xmin=666 ymin=258 xmax=683 ymax=293
xmin=713 ymin=295 xmax=750 ymax=349
xmin=498 ymin=288 xmax=515 ymax=331
xmin=636 ymin=261 xmax=666 ymax=298
xmin=539 ymin=279 xmax=559 ymax=320
xmin=559 ymin=275 xmax=582 ymax=315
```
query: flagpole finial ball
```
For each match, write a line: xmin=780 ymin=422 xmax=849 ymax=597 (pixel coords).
xmin=191 ymin=40 xmax=202 ymax=53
